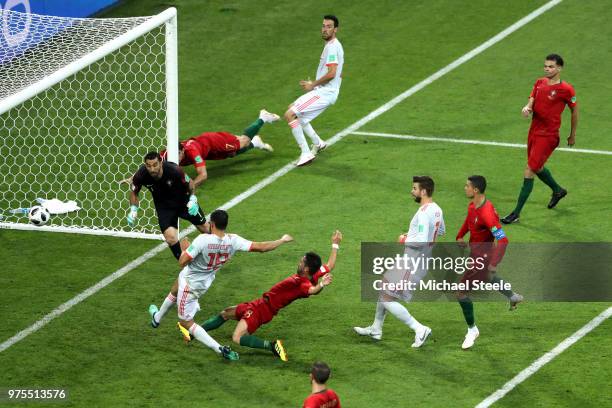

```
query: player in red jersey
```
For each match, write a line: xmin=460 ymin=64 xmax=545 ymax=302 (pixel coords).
xmin=199 ymin=230 xmax=343 ymax=361
xmin=456 ymin=176 xmax=523 ymax=349
xmin=303 ymin=362 xmax=341 ymax=408
xmin=502 ymin=54 xmax=579 ymax=224
xmin=121 ymin=109 xmax=279 ymax=187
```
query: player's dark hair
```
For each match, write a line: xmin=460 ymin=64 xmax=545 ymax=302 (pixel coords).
xmin=210 ymin=209 xmax=229 ymax=230
xmin=546 ymin=53 xmax=564 ymax=67
xmin=468 ymin=175 xmax=487 ymax=194
xmin=323 ymin=15 xmax=339 ymax=27
xmin=413 ymin=176 xmax=435 ymax=197
xmin=304 ymin=252 xmax=322 ymax=275
xmin=311 ymin=361 xmax=331 ymax=384
xmin=178 ymin=141 xmax=184 ymax=151
xmin=144 ymin=151 xmax=162 ymax=162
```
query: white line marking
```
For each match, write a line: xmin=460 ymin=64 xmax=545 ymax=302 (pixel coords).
xmin=475 ymin=306 xmax=612 ymax=408
xmin=0 ymin=0 xmax=563 ymax=353
xmin=352 ymin=131 xmax=612 ymax=156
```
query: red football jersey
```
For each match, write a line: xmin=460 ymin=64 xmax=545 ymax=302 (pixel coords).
xmin=529 ymin=78 xmax=576 ymax=137
xmin=264 ymin=264 xmax=330 ymax=313
xmin=160 ymin=132 xmax=240 ymax=168
xmin=303 ymin=389 xmax=341 ymax=408
xmin=456 ymin=200 xmax=508 ymax=266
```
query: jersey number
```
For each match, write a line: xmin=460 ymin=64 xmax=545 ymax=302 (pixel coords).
xmin=207 ymin=252 xmax=229 ymax=268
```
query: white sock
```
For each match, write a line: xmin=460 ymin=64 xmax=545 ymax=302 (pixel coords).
xmin=250 ymin=135 xmax=263 ymax=149
xmin=372 ymin=301 xmax=387 ymax=332
xmin=189 ymin=323 xmax=222 ymax=354
xmin=382 ymin=301 xmax=421 ymax=332
xmin=154 ymin=293 xmax=176 ymax=323
xmin=289 ymin=120 xmax=310 ymax=155
xmin=301 ymin=122 xmax=322 ymax=145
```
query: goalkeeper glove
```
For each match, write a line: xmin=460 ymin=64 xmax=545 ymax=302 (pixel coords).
xmin=127 ymin=205 xmax=139 ymax=226
xmin=187 ymin=195 xmax=199 ymax=216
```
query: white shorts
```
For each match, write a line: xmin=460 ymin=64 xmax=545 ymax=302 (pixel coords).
xmin=291 ymin=89 xmax=337 ymax=124
xmin=177 ymin=270 xmax=215 ymax=321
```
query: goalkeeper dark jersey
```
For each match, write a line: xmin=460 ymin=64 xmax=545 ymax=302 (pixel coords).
xmin=131 ymin=161 xmax=190 ymax=209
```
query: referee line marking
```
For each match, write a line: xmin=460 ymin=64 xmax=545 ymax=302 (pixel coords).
xmin=475 ymin=306 xmax=612 ymax=408
xmin=0 ymin=0 xmax=562 ymax=353
xmin=352 ymin=131 xmax=612 ymax=156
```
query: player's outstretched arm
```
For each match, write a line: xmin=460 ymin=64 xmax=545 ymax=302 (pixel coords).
xmin=250 ymin=234 xmax=293 ymax=252
xmin=308 ymin=272 xmax=332 ymax=295
xmin=326 ymin=230 xmax=343 ymax=271
xmin=192 ymin=165 xmax=208 ymax=189
xmin=127 ymin=189 xmax=140 ymax=227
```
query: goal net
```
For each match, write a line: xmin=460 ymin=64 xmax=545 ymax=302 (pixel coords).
xmin=0 ymin=7 xmax=178 ymax=239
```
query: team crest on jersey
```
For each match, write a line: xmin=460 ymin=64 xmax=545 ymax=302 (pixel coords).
xmin=166 ymin=180 xmax=172 ymax=187
xmin=548 ymin=90 xmax=557 ymax=100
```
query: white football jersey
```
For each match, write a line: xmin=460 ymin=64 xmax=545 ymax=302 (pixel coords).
xmin=405 ymin=202 xmax=445 ymax=243
xmin=316 ymin=38 xmax=343 ymax=93
xmin=182 ymin=233 xmax=252 ymax=287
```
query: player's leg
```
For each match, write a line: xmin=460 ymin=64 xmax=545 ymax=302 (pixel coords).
xmin=488 ymin=272 xmax=524 ymax=310
xmin=149 ymin=279 xmax=179 ymax=328
xmin=201 ymin=305 xmax=237 ymax=331
xmin=179 ymin=206 xmax=207 ymax=236
xmin=353 ymin=299 xmax=386 ymax=340
xmin=457 ymin=290 xmax=479 ymax=349
xmin=295 ymin=94 xmax=332 ymax=156
xmin=157 ymin=207 xmax=182 ymax=259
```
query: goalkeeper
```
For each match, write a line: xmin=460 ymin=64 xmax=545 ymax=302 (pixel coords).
xmin=128 ymin=152 xmax=207 ymax=260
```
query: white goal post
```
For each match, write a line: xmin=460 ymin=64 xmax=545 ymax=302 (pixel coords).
xmin=0 ymin=7 xmax=179 ymax=239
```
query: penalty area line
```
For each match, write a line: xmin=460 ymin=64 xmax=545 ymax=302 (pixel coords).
xmin=475 ymin=306 xmax=612 ymax=408
xmin=0 ymin=0 xmax=563 ymax=353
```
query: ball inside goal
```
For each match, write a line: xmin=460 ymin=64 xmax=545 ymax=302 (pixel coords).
xmin=28 ymin=206 xmax=51 ymax=226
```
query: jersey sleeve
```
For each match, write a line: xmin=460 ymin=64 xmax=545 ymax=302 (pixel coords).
xmin=231 ymin=234 xmax=253 ymax=252
xmin=184 ymin=140 xmax=206 ymax=168
xmin=130 ymin=167 xmax=145 ymax=194
xmin=185 ymin=235 xmax=206 ymax=260
xmin=325 ymin=43 xmax=340 ymax=66
xmin=300 ymin=280 xmax=313 ymax=296
xmin=311 ymin=264 xmax=331 ymax=284
xmin=480 ymin=205 xmax=508 ymax=266
xmin=456 ymin=214 xmax=469 ymax=240
xmin=565 ymin=83 xmax=577 ymax=108
xmin=529 ymin=79 xmax=541 ymax=98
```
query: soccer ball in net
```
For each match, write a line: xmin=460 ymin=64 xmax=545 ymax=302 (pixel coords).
xmin=28 ymin=206 xmax=51 ymax=226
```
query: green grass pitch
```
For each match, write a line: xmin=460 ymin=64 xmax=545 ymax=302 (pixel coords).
xmin=1 ymin=0 xmax=611 ymax=407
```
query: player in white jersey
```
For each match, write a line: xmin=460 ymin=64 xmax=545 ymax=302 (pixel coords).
xmin=284 ymin=15 xmax=344 ymax=166
xmin=148 ymin=209 xmax=293 ymax=360
xmin=354 ymin=176 xmax=445 ymax=348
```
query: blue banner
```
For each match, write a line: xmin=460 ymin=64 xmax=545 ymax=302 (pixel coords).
xmin=0 ymin=0 xmax=120 ymax=18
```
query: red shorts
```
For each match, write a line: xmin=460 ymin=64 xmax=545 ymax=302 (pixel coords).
xmin=527 ymin=133 xmax=559 ymax=171
xmin=235 ymin=298 xmax=275 ymax=334
xmin=460 ymin=254 xmax=490 ymax=286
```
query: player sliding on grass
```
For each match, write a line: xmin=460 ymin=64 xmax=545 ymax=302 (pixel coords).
xmin=196 ymin=230 xmax=342 ymax=361
xmin=121 ymin=109 xmax=279 ymax=187
xmin=148 ymin=209 xmax=293 ymax=360
xmin=501 ymin=54 xmax=579 ymax=224
xmin=456 ymin=175 xmax=523 ymax=349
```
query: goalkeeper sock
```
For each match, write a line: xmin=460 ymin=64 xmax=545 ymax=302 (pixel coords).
xmin=301 ymin=122 xmax=322 ymax=145
xmin=243 ymin=118 xmax=264 ymax=139
xmin=512 ymin=178 xmax=534 ymax=215
xmin=490 ymin=275 xmax=514 ymax=299
xmin=239 ymin=335 xmax=273 ymax=350
xmin=289 ymin=120 xmax=310 ymax=155
xmin=155 ymin=293 xmax=177 ymax=322
xmin=202 ymin=314 xmax=226 ymax=331
xmin=236 ymin=143 xmax=254 ymax=155
xmin=189 ymin=324 xmax=222 ymax=353
xmin=459 ymin=297 xmax=475 ymax=327
xmin=169 ymin=242 xmax=181 ymax=260
xmin=371 ymin=301 xmax=387 ymax=332
xmin=536 ymin=167 xmax=562 ymax=193
xmin=382 ymin=301 xmax=421 ymax=332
